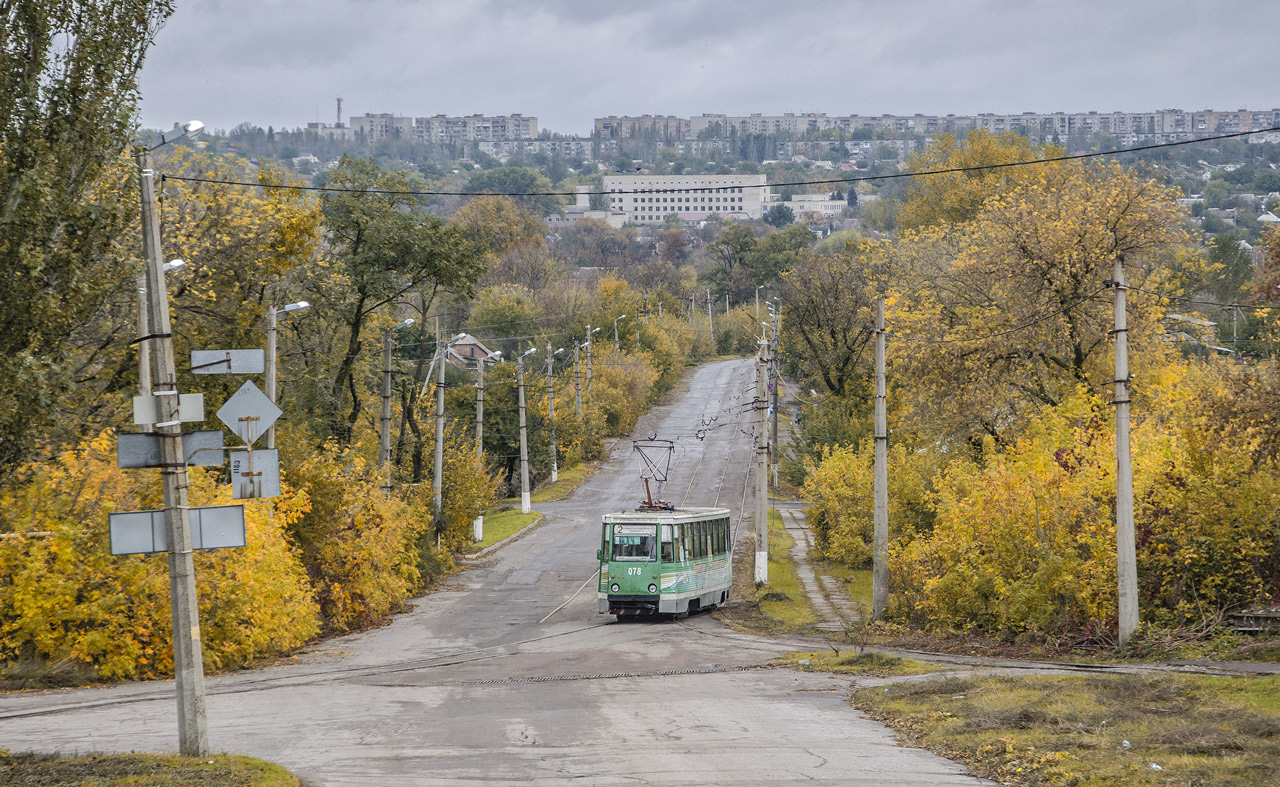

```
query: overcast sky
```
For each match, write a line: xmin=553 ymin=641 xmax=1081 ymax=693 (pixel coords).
xmin=139 ymin=0 xmax=1280 ymax=136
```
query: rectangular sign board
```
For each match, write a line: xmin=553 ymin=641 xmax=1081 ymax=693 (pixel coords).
xmin=109 ymin=505 xmax=246 ymax=556
xmin=191 ymin=349 xmax=265 ymax=375
xmin=230 ymin=449 xmax=280 ymax=499
xmin=133 ymin=393 xmax=204 ymax=426
xmin=117 ymin=431 xmax=225 ymax=469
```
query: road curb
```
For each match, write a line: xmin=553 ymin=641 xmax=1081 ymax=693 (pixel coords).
xmin=460 ymin=514 xmax=545 ymax=560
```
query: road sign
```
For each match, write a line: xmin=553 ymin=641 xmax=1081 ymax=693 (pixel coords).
xmin=117 ymin=431 xmax=225 ymax=468
xmin=133 ymin=393 xmax=204 ymax=426
xmin=192 ymin=349 xmax=265 ymax=375
xmin=216 ymin=381 xmax=281 ymax=445
xmin=109 ymin=505 xmax=246 ymax=556
xmin=230 ymin=449 xmax=280 ymax=499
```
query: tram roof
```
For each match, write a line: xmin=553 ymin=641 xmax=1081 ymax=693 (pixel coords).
xmin=602 ymin=507 xmax=731 ymax=524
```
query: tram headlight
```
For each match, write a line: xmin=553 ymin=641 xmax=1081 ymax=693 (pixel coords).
xmin=610 ymin=583 xmax=620 ymax=593
xmin=648 ymin=583 xmax=658 ymax=594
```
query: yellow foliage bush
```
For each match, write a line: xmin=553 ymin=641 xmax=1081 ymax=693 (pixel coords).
xmin=284 ymin=443 xmax=430 ymax=633
xmin=0 ymin=431 xmax=319 ymax=680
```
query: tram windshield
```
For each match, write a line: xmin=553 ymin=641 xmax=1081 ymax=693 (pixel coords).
xmin=611 ymin=524 xmax=656 ymax=561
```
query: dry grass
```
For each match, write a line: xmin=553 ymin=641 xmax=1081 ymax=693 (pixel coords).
xmin=777 ymin=649 xmax=940 ymax=677
xmin=0 ymin=752 xmax=298 ymax=786
xmin=856 ymin=672 xmax=1280 ymax=785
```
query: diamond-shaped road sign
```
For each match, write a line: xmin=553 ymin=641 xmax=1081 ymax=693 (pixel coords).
xmin=217 ymin=381 xmax=281 ymax=446
xmin=191 ymin=349 xmax=265 ymax=375
xmin=117 ymin=431 xmax=225 ymax=468
xmin=109 ymin=505 xmax=246 ymax=556
xmin=230 ymin=449 xmax=280 ymax=499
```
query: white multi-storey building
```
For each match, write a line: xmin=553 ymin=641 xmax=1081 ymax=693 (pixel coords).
xmin=602 ymin=174 xmax=770 ymax=225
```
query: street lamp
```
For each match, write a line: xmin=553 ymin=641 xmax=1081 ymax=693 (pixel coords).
xmin=517 ymin=347 xmax=538 ymax=514
xmin=586 ymin=326 xmax=601 ymax=393
xmin=756 ymin=285 xmax=765 ymax=320
xmin=265 ymin=300 xmax=311 ymax=451
xmin=149 ymin=120 xmax=204 ymax=151
xmin=613 ymin=314 xmax=628 ymax=352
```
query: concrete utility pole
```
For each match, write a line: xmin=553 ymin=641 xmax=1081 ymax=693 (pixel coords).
xmin=585 ymin=326 xmax=599 ymax=393
xmin=755 ymin=339 xmax=769 ymax=584
xmin=770 ymin=311 xmax=780 ymax=487
xmin=546 ymin=345 xmax=562 ymax=483
xmin=434 ymin=327 xmax=463 ymax=529
xmin=518 ymin=347 xmax=537 ymax=514
xmin=573 ymin=342 xmax=583 ymax=418
xmin=379 ymin=319 xmax=414 ymax=487
xmin=1113 ymin=258 xmax=1139 ymax=646
xmin=707 ymin=287 xmax=714 ymax=337
xmin=137 ymin=149 xmax=208 ymax=757
xmin=872 ymin=297 xmax=889 ymax=621
xmin=755 ymin=285 xmax=764 ymax=321
xmin=473 ymin=350 xmax=500 ymax=541
xmin=613 ymin=314 xmax=627 ymax=352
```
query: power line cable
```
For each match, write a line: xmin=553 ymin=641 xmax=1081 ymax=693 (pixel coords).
xmin=159 ymin=125 xmax=1280 ymax=198
xmin=885 ymin=286 xmax=1110 ymax=344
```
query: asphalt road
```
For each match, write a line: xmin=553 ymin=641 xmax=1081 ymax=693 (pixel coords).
xmin=0 ymin=358 xmax=991 ymax=786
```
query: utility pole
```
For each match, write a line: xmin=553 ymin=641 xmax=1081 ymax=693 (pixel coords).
xmin=137 ymin=149 xmax=208 ymax=757
xmin=137 ymin=275 xmax=151 ymax=401
xmin=872 ymin=297 xmax=889 ymax=620
xmin=770 ymin=311 xmax=780 ymax=487
xmin=379 ymin=329 xmax=394 ymax=474
xmin=586 ymin=326 xmax=598 ymax=393
xmin=1113 ymin=259 xmax=1138 ymax=646
xmin=264 ymin=300 xmax=308 ymax=452
xmin=754 ymin=339 xmax=769 ymax=584
xmin=573 ymin=342 xmax=583 ymax=418
xmin=547 ymin=344 xmax=558 ymax=483
xmin=518 ymin=348 xmax=536 ymax=514
xmin=472 ymin=350 xmax=500 ymax=542
xmin=433 ymin=323 xmax=455 ymax=533
xmin=707 ymin=287 xmax=714 ymax=337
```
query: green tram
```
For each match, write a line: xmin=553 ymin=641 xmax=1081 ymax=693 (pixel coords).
xmin=596 ymin=506 xmax=732 ymax=619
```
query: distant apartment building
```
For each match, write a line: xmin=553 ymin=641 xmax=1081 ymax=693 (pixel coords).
xmin=602 ymin=174 xmax=770 ymax=225
xmin=622 ymin=108 xmax=1280 ymax=145
xmin=596 ymin=115 xmax=688 ymax=142
xmin=349 ymin=112 xmax=415 ymax=142
xmin=414 ymin=114 xmax=537 ymax=144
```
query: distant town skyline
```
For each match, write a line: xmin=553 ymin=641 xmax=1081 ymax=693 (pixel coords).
xmin=139 ymin=0 xmax=1280 ymax=136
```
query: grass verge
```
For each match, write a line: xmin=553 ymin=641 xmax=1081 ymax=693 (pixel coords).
xmin=854 ymin=672 xmax=1280 ymax=786
xmin=462 ymin=508 xmax=541 ymax=554
xmin=531 ymin=463 xmax=594 ymax=503
xmin=718 ymin=508 xmax=820 ymax=632
xmin=0 ymin=751 xmax=298 ymax=786
xmin=819 ymin=561 xmax=872 ymax=606
xmin=777 ymin=649 xmax=939 ymax=677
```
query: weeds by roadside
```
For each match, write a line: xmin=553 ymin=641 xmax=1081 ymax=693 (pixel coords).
xmin=0 ymin=751 xmax=298 ymax=786
xmin=855 ymin=672 xmax=1280 ymax=786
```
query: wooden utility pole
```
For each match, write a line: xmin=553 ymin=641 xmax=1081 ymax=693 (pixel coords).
xmin=755 ymin=339 xmax=769 ymax=584
xmin=872 ymin=297 xmax=889 ymax=620
xmin=138 ymin=150 xmax=208 ymax=756
xmin=1113 ymin=259 xmax=1139 ymax=645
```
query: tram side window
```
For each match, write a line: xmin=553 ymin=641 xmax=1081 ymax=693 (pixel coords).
xmin=697 ymin=523 xmax=707 ymax=559
xmin=661 ymin=537 xmax=674 ymax=562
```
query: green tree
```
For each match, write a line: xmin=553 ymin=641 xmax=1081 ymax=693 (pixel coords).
xmin=764 ymin=204 xmax=795 ymax=227
xmin=464 ymin=167 xmax=562 ymax=217
xmin=0 ymin=0 xmax=174 ymax=469
xmin=312 ymin=157 xmax=482 ymax=444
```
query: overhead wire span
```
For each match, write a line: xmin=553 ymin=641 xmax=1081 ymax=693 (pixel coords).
xmin=885 ymin=286 xmax=1111 ymax=344
xmin=158 ymin=125 xmax=1280 ymax=198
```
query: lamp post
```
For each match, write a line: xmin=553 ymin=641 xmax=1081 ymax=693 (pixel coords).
xmin=135 ymin=118 xmax=208 ymax=757
xmin=613 ymin=314 xmax=627 ymax=352
xmin=379 ymin=318 xmax=416 ymax=482
xmin=546 ymin=346 xmax=564 ymax=483
xmin=517 ymin=347 xmax=538 ymax=514
xmin=755 ymin=285 xmax=764 ymax=320
xmin=473 ymin=350 xmax=501 ymax=541
xmin=264 ymin=301 xmax=309 ymax=451
xmin=573 ymin=340 xmax=584 ymax=418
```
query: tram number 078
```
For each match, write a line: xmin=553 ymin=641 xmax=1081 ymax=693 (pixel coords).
xmin=626 ymin=567 xmax=642 ymax=576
